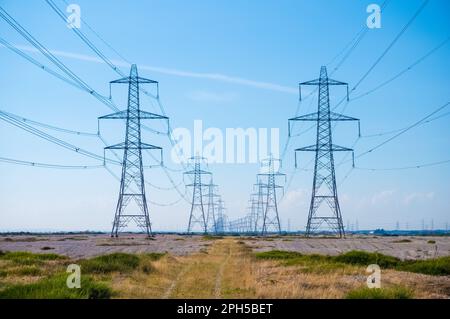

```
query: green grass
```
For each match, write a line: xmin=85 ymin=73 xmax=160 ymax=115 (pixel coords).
xmin=255 ymin=250 xmax=348 ymax=273
xmin=0 ymin=273 xmax=112 ymax=299
xmin=11 ymin=266 xmax=42 ymax=276
xmin=346 ymin=286 xmax=413 ymax=299
xmin=0 ymin=251 xmax=66 ymax=265
xmin=333 ymin=250 xmax=400 ymax=268
xmin=255 ymin=250 xmax=304 ymax=260
xmin=398 ymin=256 xmax=450 ymax=276
xmin=80 ymin=253 xmax=140 ymax=274
xmin=256 ymin=250 xmax=450 ymax=276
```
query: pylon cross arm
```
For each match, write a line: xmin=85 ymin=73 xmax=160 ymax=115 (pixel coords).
xmin=110 ymin=76 xmax=158 ymax=84
xmin=105 ymin=142 xmax=162 ymax=150
xmin=98 ymin=110 xmax=167 ymax=120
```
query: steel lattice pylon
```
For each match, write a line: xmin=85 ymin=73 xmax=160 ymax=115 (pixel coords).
xmin=258 ymin=156 xmax=285 ymax=235
xmin=205 ymin=180 xmax=220 ymax=234
xmin=184 ymin=156 xmax=212 ymax=233
xmin=290 ymin=66 xmax=360 ymax=237
xmin=99 ymin=64 xmax=167 ymax=237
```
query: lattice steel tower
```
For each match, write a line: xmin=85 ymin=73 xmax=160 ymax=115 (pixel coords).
xmin=205 ymin=180 xmax=220 ymax=234
xmin=99 ymin=64 xmax=167 ymax=237
xmin=184 ymin=156 xmax=212 ymax=233
xmin=290 ymin=66 xmax=360 ymax=237
xmin=258 ymin=157 xmax=285 ymax=235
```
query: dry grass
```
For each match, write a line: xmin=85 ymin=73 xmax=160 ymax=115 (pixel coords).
xmin=1 ymin=238 xmax=449 ymax=299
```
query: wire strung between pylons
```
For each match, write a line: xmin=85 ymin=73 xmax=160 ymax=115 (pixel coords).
xmin=352 ymin=36 xmax=450 ymax=101
xmin=280 ymin=0 xmax=431 ymax=203
xmin=0 ymin=110 xmax=120 ymax=165
xmin=0 ymin=7 xmax=163 ymax=135
xmin=44 ymin=0 xmax=192 ymax=190
xmin=1 ymin=109 xmax=99 ymax=137
xmin=1 ymin=7 xmax=188 ymax=198
xmin=0 ymin=156 xmax=104 ymax=169
xmin=45 ymin=1 xmax=195 ymax=174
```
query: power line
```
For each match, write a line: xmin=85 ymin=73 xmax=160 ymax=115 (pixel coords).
xmin=355 ymin=101 xmax=449 ymax=159
xmin=0 ymin=36 xmax=81 ymax=90
xmin=1 ymin=8 xmax=187 ymax=197
xmin=1 ymin=109 xmax=99 ymax=137
xmin=0 ymin=156 xmax=103 ymax=169
xmin=42 ymin=1 xmax=192 ymax=194
xmin=352 ymin=36 xmax=450 ymax=101
xmin=0 ymin=109 xmax=119 ymax=164
xmin=352 ymin=0 xmax=429 ymax=92
xmin=361 ymin=110 xmax=450 ymax=138
xmin=355 ymin=159 xmax=450 ymax=171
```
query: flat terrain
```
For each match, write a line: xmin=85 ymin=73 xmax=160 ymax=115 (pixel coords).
xmin=0 ymin=234 xmax=207 ymax=258
xmin=1 ymin=234 xmax=449 ymax=260
xmin=0 ymin=235 xmax=449 ymax=299
xmin=242 ymin=235 xmax=450 ymax=260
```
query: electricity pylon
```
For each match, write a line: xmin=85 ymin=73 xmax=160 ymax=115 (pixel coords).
xmin=252 ymin=181 xmax=266 ymax=233
xmin=99 ymin=64 xmax=168 ymax=237
xmin=205 ymin=180 xmax=220 ymax=233
xmin=215 ymin=198 xmax=227 ymax=234
xmin=258 ymin=156 xmax=285 ymax=235
xmin=184 ymin=156 xmax=211 ymax=233
xmin=290 ymin=66 xmax=360 ymax=238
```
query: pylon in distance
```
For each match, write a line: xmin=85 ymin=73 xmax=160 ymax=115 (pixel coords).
xmin=205 ymin=180 xmax=220 ymax=233
xmin=184 ymin=156 xmax=212 ymax=233
xmin=290 ymin=66 xmax=360 ymax=238
xmin=99 ymin=64 xmax=168 ymax=237
xmin=257 ymin=156 xmax=286 ymax=235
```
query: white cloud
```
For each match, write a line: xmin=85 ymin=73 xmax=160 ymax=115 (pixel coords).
xmin=371 ymin=189 xmax=396 ymax=205
xmin=403 ymin=192 xmax=435 ymax=205
xmin=3 ymin=44 xmax=298 ymax=94
xmin=279 ymin=188 xmax=309 ymax=210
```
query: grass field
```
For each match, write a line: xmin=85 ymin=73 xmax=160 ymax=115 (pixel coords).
xmin=0 ymin=237 xmax=449 ymax=299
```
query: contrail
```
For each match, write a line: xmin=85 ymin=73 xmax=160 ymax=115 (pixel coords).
xmin=3 ymin=43 xmax=298 ymax=94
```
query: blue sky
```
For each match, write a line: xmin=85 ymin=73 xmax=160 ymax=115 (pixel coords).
xmin=0 ymin=0 xmax=449 ymax=232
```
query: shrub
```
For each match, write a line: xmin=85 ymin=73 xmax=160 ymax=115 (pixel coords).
xmin=334 ymin=251 xmax=400 ymax=268
xmin=346 ymin=286 xmax=413 ymax=299
xmin=399 ymin=256 xmax=450 ymax=276
xmin=392 ymin=239 xmax=412 ymax=243
xmin=255 ymin=250 xmax=304 ymax=260
xmin=427 ymin=240 xmax=436 ymax=244
xmin=80 ymin=253 xmax=140 ymax=274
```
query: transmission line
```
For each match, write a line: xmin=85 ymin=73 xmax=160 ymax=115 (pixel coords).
xmin=352 ymin=0 xmax=429 ymax=92
xmin=0 ymin=156 xmax=104 ymax=169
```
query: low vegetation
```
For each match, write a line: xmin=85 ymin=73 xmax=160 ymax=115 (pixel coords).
xmin=0 ymin=251 xmax=66 ymax=265
xmin=256 ymin=250 xmax=450 ymax=276
xmin=79 ymin=253 xmax=140 ymax=274
xmin=346 ymin=286 xmax=414 ymax=299
xmin=0 ymin=273 xmax=111 ymax=299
